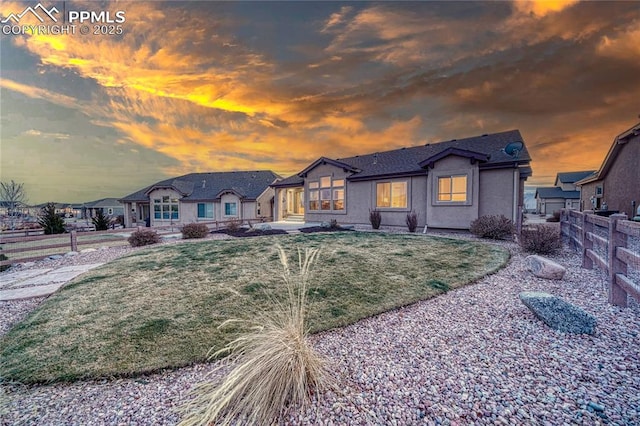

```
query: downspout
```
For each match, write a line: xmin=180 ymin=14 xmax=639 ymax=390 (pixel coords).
xmin=423 ymin=169 xmax=429 ymax=234
xmin=513 ymin=168 xmax=519 ymax=222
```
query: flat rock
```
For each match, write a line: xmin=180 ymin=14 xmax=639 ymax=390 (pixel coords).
xmin=525 ymin=255 xmax=566 ymax=280
xmin=47 ymin=255 xmax=63 ymax=260
xmin=80 ymin=248 xmax=97 ymax=253
xmin=520 ymin=291 xmax=596 ymax=334
xmin=65 ymin=251 xmax=79 ymax=257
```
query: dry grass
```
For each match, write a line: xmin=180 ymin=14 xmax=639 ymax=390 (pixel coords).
xmin=0 ymin=232 xmax=509 ymax=383
xmin=178 ymin=246 xmax=333 ymax=426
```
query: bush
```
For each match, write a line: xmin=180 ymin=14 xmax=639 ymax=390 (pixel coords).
xmin=329 ymin=219 xmax=340 ymax=229
xmin=406 ymin=211 xmax=418 ymax=232
xmin=182 ymin=223 xmax=209 ymax=239
xmin=0 ymin=248 xmax=9 ymax=272
xmin=546 ymin=211 xmax=561 ymax=222
xmin=128 ymin=228 xmax=161 ymax=247
xmin=178 ymin=246 xmax=334 ymax=426
xmin=92 ymin=211 xmax=111 ymax=231
xmin=520 ymin=225 xmax=562 ymax=255
xmin=38 ymin=202 xmax=66 ymax=235
xmin=470 ymin=214 xmax=515 ymax=240
xmin=226 ymin=219 xmax=242 ymax=232
xmin=369 ymin=209 xmax=382 ymax=230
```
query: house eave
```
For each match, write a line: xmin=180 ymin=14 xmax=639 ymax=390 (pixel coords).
xmin=347 ymin=171 xmax=427 ymax=182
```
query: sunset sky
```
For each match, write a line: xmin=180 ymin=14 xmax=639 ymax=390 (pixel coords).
xmin=1 ymin=0 xmax=639 ymax=204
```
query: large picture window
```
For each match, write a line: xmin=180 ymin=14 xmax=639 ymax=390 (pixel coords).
xmin=438 ymin=175 xmax=467 ymax=202
xmin=197 ymin=202 xmax=214 ymax=219
xmin=153 ymin=195 xmax=179 ymax=220
xmin=308 ymin=177 xmax=345 ymax=212
xmin=376 ymin=181 xmax=407 ymax=208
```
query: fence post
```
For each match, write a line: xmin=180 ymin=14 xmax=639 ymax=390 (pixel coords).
xmin=581 ymin=213 xmax=593 ymax=269
xmin=70 ymin=230 xmax=78 ymax=252
xmin=560 ymin=209 xmax=568 ymax=246
xmin=608 ymin=213 xmax=629 ymax=307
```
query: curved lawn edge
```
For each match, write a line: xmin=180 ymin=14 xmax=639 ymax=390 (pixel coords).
xmin=0 ymin=232 xmax=509 ymax=384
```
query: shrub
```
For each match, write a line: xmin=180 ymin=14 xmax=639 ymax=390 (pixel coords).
xmin=369 ymin=209 xmax=382 ymax=230
xmin=406 ymin=211 xmax=418 ymax=232
xmin=546 ymin=211 xmax=561 ymax=222
xmin=470 ymin=214 xmax=515 ymax=240
xmin=92 ymin=211 xmax=111 ymax=231
xmin=329 ymin=219 xmax=340 ymax=229
xmin=226 ymin=219 xmax=242 ymax=232
xmin=38 ymin=202 xmax=66 ymax=235
xmin=520 ymin=225 xmax=562 ymax=255
xmin=182 ymin=223 xmax=209 ymax=239
xmin=0 ymin=248 xmax=9 ymax=272
xmin=128 ymin=228 xmax=161 ymax=247
xmin=178 ymin=246 xmax=334 ymax=426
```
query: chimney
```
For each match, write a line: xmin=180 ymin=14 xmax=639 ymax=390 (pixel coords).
xmin=202 ymin=180 xmax=206 ymax=188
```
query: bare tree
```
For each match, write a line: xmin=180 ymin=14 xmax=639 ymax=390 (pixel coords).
xmin=0 ymin=180 xmax=28 ymax=230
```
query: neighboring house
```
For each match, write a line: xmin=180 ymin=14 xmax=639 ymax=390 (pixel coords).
xmin=272 ymin=130 xmax=532 ymax=229
xmin=119 ymin=171 xmax=280 ymax=228
xmin=80 ymin=198 xmax=125 ymax=219
xmin=534 ymin=170 xmax=594 ymax=214
xmin=575 ymin=122 xmax=640 ymax=216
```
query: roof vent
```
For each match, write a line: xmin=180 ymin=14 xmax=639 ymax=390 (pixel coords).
xmin=202 ymin=180 xmax=206 ymax=188
xmin=482 ymin=134 xmax=488 ymax=137
xmin=373 ymin=153 xmax=378 ymax=164
xmin=451 ymin=139 xmax=457 ymax=142
xmin=424 ymin=143 xmax=430 ymax=146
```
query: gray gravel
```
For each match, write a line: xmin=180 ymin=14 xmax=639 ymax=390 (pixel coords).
xmin=2 ymin=236 xmax=639 ymax=426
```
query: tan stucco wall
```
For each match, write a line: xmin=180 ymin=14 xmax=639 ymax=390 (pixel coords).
xmin=256 ymin=187 xmax=275 ymax=219
xmin=220 ymin=193 xmax=241 ymax=219
xmin=426 ymin=156 xmax=479 ymax=229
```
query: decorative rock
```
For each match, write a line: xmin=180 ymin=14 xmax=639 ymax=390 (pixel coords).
xmin=259 ymin=223 xmax=272 ymax=231
xmin=320 ymin=221 xmax=331 ymax=228
xmin=80 ymin=248 xmax=97 ymax=253
xmin=47 ymin=255 xmax=63 ymax=260
xmin=519 ymin=292 xmax=596 ymax=334
xmin=588 ymin=402 xmax=605 ymax=412
xmin=525 ymin=255 xmax=566 ymax=280
xmin=65 ymin=251 xmax=79 ymax=257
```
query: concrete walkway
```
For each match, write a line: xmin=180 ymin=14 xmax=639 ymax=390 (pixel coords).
xmin=0 ymin=264 xmax=104 ymax=301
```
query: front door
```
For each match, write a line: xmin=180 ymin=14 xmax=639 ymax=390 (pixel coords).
xmin=286 ymin=188 xmax=305 ymax=215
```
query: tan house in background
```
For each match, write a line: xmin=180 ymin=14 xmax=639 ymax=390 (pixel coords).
xmin=271 ymin=130 xmax=532 ymax=229
xmin=534 ymin=170 xmax=594 ymax=215
xmin=119 ymin=171 xmax=279 ymax=228
xmin=576 ymin=122 xmax=640 ymax=216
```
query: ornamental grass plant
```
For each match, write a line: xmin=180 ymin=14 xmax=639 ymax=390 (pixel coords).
xmin=178 ymin=246 xmax=334 ymax=426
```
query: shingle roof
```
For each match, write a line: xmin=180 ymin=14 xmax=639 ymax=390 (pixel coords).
xmin=556 ymin=171 xmax=596 ymax=184
xmin=274 ymin=130 xmax=530 ymax=186
xmin=83 ymin=198 xmax=124 ymax=208
xmin=120 ymin=171 xmax=280 ymax=202
xmin=535 ymin=187 xmax=580 ymax=199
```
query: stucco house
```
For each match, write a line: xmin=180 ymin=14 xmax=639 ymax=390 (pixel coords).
xmin=119 ymin=171 xmax=279 ymax=228
xmin=534 ymin=170 xmax=594 ymax=214
xmin=272 ymin=130 xmax=532 ymax=230
xmin=77 ymin=198 xmax=125 ymax=219
xmin=575 ymin=122 xmax=640 ymax=216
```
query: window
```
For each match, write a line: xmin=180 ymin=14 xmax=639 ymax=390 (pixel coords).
xmin=197 ymin=203 xmax=214 ymax=219
xmin=107 ymin=208 xmax=113 ymax=215
xmin=224 ymin=202 xmax=237 ymax=216
xmin=437 ymin=175 xmax=467 ymax=202
xmin=153 ymin=196 xmax=179 ymax=220
xmin=308 ymin=177 xmax=345 ymax=211
xmin=376 ymin=181 xmax=407 ymax=208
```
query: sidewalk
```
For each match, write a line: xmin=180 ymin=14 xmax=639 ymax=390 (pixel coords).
xmin=0 ymin=263 xmax=104 ymax=301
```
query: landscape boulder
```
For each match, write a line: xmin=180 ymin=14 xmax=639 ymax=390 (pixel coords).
xmin=525 ymin=255 xmax=566 ymax=280
xmin=519 ymin=292 xmax=596 ymax=334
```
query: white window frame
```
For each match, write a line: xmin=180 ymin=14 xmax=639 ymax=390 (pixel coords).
xmin=375 ymin=180 xmax=408 ymax=209
xmin=197 ymin=202 xmax=214 ymax=219
xmin=153 ymin=196 xmax=179 ymax=220
xmin=308 ymin=177 xmax=345 ymax=213
xmin=224 ymin=202 xmax=237 ymax=217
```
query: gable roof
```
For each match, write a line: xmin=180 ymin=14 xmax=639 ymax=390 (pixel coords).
xmin=83 ymin=198 xmax=124 ymax=208
xmin=556 ymin=170 xmax=596 ymax=185
xmin=535 ymin=187 xmax=580 ymax=200
xmin=120 ymin=171 xmax=280 ymax=202
xmin=273 ymin=130 xmax=530 ymax=186
xmin=575 ymin=122 xmax=640 ymax=186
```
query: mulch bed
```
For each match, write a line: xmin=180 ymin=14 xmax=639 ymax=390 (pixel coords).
xmin=211 ymin=229 xmax=289 ymax=238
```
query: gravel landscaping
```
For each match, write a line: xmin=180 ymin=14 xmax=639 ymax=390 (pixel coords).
xmin=2 ymin=234 xmax=639 ymax=425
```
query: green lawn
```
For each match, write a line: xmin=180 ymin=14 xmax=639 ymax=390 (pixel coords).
xmin=0 ymin=232 xmax=509 ymax=383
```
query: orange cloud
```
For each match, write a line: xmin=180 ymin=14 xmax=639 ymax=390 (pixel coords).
xmin=512 ymin=0 xmax=580 ymax=17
